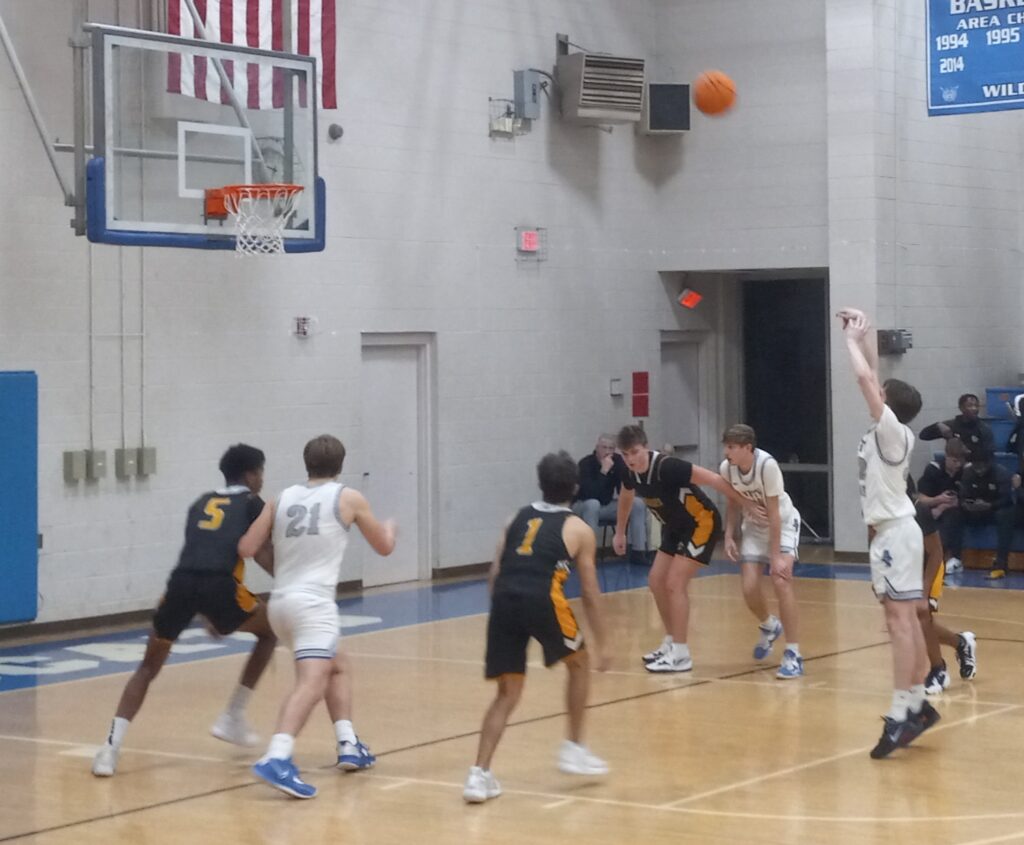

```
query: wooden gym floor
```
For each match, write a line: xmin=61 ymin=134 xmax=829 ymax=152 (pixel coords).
xmin=1 ymin=566 xmax=1023 ymax=845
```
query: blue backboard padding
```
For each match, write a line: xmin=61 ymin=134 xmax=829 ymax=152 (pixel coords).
xmin=0 ymin=372 xmax=38 ymax=624
xmin=87 ymin=158 xmax=325 ymax=252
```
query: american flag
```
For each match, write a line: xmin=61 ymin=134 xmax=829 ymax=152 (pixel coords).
xmin=167 ymin=0 xmax=336 ymax=110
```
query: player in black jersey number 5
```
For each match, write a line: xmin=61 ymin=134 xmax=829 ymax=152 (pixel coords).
xmin=92 ymin=444 xmax=277 ymax=778
xmin=463 ymin=452 xmax=610 ymax=804
xmin=614 ymin=425 xmax=762 ymax=673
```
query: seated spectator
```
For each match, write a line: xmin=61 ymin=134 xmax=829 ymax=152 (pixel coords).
xmin=919 ymin=393 xmax=995 ymax=461
xmin=943 ymin=449 xmax=1014 ymax=580
xmin=573 ymin=434 xmax=648 ymax=565
xmin=916 ymin=439 xmax=967 ymax=574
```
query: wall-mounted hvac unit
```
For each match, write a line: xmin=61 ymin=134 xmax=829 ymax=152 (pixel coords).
xmin=556 ymin=52 xmax=646 ymax=125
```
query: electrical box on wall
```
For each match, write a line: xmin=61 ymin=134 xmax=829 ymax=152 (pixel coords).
xmin=877 ymin=329 xmax=913 ymax=355
xmin=115 ymin=448 xmax=138 ymax=479
xmin=513 ymin=69 xmax=541 ymax=119
xmin=137 ymin=446 xmax=157 ymax=476
xmin=63 ymin=450 xmax=87 ymax=482
xmin=86 ymin=449 xmax=107 ymax=481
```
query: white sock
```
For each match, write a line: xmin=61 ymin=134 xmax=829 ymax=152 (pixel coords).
xmin=670 ymin=642 xmax=690 ymax=660
xmin=760 ymin=614 xmax=779 ymax=631
xmin=909 ymin=684 xmax=925 ymax=713
xmin=226 ymin=685 xmax=253 ymax=718
xmin=887 ymin=690 xmax=912 ymax=721
xmin=786 ymin=643 xmax=800 ymax=656
xmin=107 ymin=716 xmax=130 ymax=749
xmin=334 ymin=720 xmax=357 ymax=745
xmin=264 ymin=733 xmax=295 ymax=762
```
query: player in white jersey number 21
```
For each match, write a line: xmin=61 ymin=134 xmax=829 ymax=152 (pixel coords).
xmin=239 ymin=434 xmax=397 ymax=798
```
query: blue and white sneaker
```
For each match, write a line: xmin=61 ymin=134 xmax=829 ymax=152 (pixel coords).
xmin=776 ymin=649 xmax=804 ymax=679
xmin=753 ymin=617 xmax=783 ymax=660
xmin=252 ymin=757 xmax=317 ymax=799
xmin=337 ymin=739 xmax=376 ymax=771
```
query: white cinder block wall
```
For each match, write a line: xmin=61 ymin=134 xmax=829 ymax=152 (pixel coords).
xmin=828 ymin=0 xmax=1024 ymax=552
xmin=2 ymin=0 xmax=1022 ymax=622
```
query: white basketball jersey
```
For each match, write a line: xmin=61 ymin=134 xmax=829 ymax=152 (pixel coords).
xmin=719 ymin=449 xmax=797 ymax=527
xmin=272 ymin=481 xmax=349 ymax=597
xmin=858 ymin=405 xmax=915 ymax=525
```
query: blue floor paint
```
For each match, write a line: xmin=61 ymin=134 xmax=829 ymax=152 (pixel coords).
xmin=0 ymin=559 xmax=1020 ymax=693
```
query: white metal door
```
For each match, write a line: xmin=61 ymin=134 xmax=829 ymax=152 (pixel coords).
xmin=359 ymin=345 xmax=421 ymax=586
xmin=658 ymin=341 xmax=701 ymax=465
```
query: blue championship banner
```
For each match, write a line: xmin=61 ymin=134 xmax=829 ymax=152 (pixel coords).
xmin=927 ymin=0 xmax=1024 ymax=115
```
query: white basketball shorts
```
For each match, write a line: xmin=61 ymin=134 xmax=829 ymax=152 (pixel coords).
xmin=268 ymin=589 xmax=340 ymax=660
xmin=739 ymin=513 xmax=801 ymax=564
xmin=869 ymin=516 xmax=924 ymax=602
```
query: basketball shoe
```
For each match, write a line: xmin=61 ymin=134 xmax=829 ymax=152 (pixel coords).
xmin=869 ymin=716 xmax=923 ymax=759
xmin=91 ymin=744 xmax=119 ymax=777
xmin=645 ymin=652 xmax=693 ymax=673
xmin=753 ymin=617 xmax=783 ymax=661
xmin=956 ymin=631 xmax=977 ymax=680
xmin=776 ymin=649 xmax=804 ymax=679
xmin=558 ymin=740 xmax=609 ymax=775
xmin=210 ymin=712 xmax=260 ymax=747
xmin=337 ymin=739 xmax=376 ymax=771
xmin=462 ymin=767 xmax=502 ymax=803
xmin=912 ymin=700 xmax=941 ymax=734
xmin=251 ymin=757 xmax=317 ymax=799
xmin=642 ymin=635 xmax=672 ymax=664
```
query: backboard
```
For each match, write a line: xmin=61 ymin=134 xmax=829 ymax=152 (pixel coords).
xmin=85 ymin=24 xmax=323 ymax=252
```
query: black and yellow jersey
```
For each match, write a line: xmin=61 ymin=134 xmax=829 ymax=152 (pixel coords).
xmin=494 ymin=502 xmax=575 ymax=598
xmin=174 ymin=485 xmax=265 ymax=576
xmin=620 ymin=451 xmax=719 ymax=543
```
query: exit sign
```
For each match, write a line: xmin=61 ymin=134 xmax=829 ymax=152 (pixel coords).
xmin=517 ymin=229 xmax=540 ymax=252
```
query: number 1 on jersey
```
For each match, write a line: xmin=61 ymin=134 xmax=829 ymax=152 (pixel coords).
xmin=516 ymin=518 xmax=543 ymax=555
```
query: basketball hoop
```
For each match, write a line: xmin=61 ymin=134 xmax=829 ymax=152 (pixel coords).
xmin=212 ymin=183 xmax=304 ymax=256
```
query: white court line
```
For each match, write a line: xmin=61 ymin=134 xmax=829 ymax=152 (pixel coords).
xmin=360 ymin=768 xmax=1024 ymax=824
xmin=954 ymin=830 xmax=1024 ymax=845
xmin=542 ymin=797 xmax=575 ymax=809
xmin=0 ymin=733 xmax=233 ymax=765
xmin=379 ymin=779 xmax=410 ymax=791
xmin=660 ymin=703 xmax=1020 ymax=809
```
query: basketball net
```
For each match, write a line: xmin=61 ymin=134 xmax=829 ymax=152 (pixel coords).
xmin=221 ymin=184 xmax=304 ymax=256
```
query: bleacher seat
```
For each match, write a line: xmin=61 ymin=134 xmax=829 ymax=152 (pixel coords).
xmin=949 ymin=384 xmax=1024 ymax=571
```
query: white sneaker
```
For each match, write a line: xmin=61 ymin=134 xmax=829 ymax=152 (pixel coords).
xmin=210 ymin=712 xmax=260 ymax=747
xmin=946 ymin=557 xmax=962 ymax=574
xmin=644 ymin=652 xmax=693 ymax=673
xmin=558 ymin=740 xmax=609 ymax=776
xmin=92 ymin=744 xmax=119 ymax=777
xmin=642 ymin=636 xmax=673 ymax=664
xmin=462 ymin=766 xmax=501 ymax=803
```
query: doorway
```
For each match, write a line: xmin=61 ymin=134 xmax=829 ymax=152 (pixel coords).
xmin=658 ymin=337 xmax=703 ymax=466
xmin=358 ymin=334 xmax=435 ymax=586
xmin=741 ymin=277 xmax=831 ymax=540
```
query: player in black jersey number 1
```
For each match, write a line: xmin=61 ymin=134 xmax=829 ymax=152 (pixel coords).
xmin=463 ymin=452 xmax=610 ymax=804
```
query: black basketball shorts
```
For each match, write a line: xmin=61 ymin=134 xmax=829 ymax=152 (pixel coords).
xmin=659 ymin=525 xmax=721 ymax=565
xmin=152 ymin=570 xmax=258 ymax=641
xmin=484 ymin=590 xmax=584 ymax=678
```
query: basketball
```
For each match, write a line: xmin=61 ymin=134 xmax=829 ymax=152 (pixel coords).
xmin=693 ymin=70 xmax=736 ymax=116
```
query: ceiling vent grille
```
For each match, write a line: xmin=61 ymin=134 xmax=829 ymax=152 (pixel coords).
xmin=556 ymin=52 xmax=646 ymax=125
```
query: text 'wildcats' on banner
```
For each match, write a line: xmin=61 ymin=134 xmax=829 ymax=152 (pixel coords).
xmin=927 ymin=0 xmax=1024 ymax=115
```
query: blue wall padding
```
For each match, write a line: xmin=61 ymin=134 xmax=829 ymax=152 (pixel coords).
xmin=0 ymin=372 xmax=38 ymax=623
